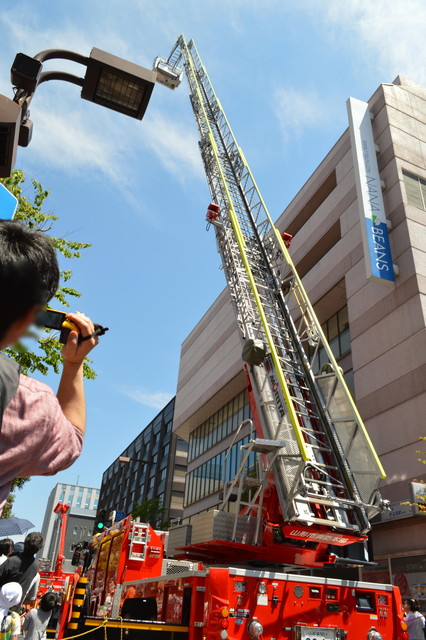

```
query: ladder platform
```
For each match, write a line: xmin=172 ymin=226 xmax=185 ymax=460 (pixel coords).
xmin=243 ymin=439 xmax=286 ymax=453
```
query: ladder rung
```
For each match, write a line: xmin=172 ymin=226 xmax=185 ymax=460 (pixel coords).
xmin=293 ymin=514 xmax=358 ymax=530
xmin=296 ymin=495 xmax=350 ymax=509
xmin=308 ymin=444 xmax=333 ymax=453
xmin=309 ymin=462 xmax=339 ymax=471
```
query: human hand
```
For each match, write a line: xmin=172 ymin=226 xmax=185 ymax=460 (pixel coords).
xmin=61 ymin=312 xmax=99 ymax=366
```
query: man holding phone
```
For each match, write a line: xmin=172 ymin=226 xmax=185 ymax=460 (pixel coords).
xmin=0 ymin=220 xmax=100 ymax=515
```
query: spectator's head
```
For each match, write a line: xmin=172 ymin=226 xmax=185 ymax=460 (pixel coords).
xmin=0 ymin=583 xmax=22 ymax=622
xmin=12 ymin=541 xmax=24 ymax=555
xmin=403 ymin=598 xmax=420 ymax=613
xmin=0 ymin=539 xmax=14 ymax=557
xmin=39 ymin=592 xmax=58 ymax=612
xmin=24 ymin=532 xmax=44 ymax=556
xmin=0 ymin=220 xmax=59 ymax=348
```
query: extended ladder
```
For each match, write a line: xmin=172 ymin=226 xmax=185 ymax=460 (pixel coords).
xmin=156 ymin=36 xmax=387 ymax=536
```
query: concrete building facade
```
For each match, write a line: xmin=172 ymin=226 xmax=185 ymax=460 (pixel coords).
xmin=173 ymin=77 xmax=426 ymax=602
xmin=97 ymin=397 xmax=187 ymax=528
xmin=40 ymin=483 xmax=99 ymax=572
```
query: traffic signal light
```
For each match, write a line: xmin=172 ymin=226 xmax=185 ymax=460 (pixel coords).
xmin=94 ymin=508 xmax=107 ymax=533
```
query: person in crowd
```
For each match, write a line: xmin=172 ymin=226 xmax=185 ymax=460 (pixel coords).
xmin=0 ymin=533 xmax=43 ymax=609
xmin=22 ymin=591 xmax=58 ymax=640
xmin=0 ymin=542 xmax=13 ymax=566
xmin=0 ymin=583 xmax=22 ymax=640
xmin=403 ymin=598 xmax=425 ymax=640
xmin=10 ymin=544 xmax=22 ymax=557
xmin=0 ymin=220 xmax=100 ymax=515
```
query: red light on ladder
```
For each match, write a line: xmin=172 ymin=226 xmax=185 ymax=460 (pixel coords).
xmin=207 ymin=202 xmax=220 ymax=221
xmin=281 ymin=232 xmax=293 ymax=248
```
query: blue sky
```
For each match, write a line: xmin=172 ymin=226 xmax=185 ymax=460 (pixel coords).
xmin=1 ymin=0 xmax=425 ymax=532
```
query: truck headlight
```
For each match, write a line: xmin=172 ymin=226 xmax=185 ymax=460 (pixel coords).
xmin=367 ymin=629 xmax=382 ymax=640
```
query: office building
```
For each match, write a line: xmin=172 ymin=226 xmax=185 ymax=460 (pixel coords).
xmin=40 ymin=483 xmax=99 ymax=572
xmin=173 ymin=76 xmax=426 ymax=596
xmin=97 ymin=397 xmax=187 ymax=528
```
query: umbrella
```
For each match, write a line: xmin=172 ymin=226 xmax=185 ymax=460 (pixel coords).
xmin=0 ymin=517 xmax=35 ymax=537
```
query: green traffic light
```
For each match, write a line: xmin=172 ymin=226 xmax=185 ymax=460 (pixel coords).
xmin=97 ymin=522 xmax=104 ymax=530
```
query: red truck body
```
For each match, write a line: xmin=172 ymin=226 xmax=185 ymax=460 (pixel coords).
xmin=55 ymin=517 xmax=405 ymax=640
xmin=82 ymin=564 xmax=405 ymax=640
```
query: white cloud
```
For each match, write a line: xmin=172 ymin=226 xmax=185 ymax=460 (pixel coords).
xmin=27 ymin=92 xmax=203 ymax=189
xmin=121 ymin=388 xmax=173 ymax=410
xmin=142 ymin=111 xmax=204 ymax=183
xmin=274 ymin=87 xmax=334 ymax=143
xmin=317 ymin=0 xmax=426 ymax=85
xmin=31 ymin=97 xmax=123 ymax=179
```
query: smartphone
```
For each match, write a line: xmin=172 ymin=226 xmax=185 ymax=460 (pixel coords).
xmin=35 ymin=308 xmax=108 ymax=344
xmin=36 ymin=308 xmax=78 ymax=332
xmin=35 ymin=308 xmax=79 ymax=343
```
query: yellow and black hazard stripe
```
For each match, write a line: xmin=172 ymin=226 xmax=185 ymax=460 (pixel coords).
xmin=67 ymin=576 xmax=89 ymax=632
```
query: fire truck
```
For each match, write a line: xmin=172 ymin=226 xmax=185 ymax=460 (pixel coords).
xmin=36 ymin=502 xmax=77 ymax=639
xmin=57 ymin=35 xmax=406 ymax=640
xmin=63 ymin=516 xmax=405 ymax=640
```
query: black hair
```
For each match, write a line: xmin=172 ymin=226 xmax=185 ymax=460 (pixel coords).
xmin=0 ymin=220 xmax=59 ymax=340
xmin=24 ymin=532 xmax=44 ymax=555
xmin=39 ymin=592 xmax=58 ymax=612
xmin=12 ymin=541 xmax=24 ymax=555
xmin=404 ymin=598 xmax=420 ymax=612
xmin=0 ymin=538 xmax=13 ymax=556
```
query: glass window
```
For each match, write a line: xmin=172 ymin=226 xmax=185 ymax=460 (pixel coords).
xmin=187 ymin=392 xmax=251 ymax=463
xmin=403 ymin=170 xmax=426 ymax=211
xmin=188 ymin=472 xmax=194 ymax=505
xmin=327 ymin=314 xmax=339 ymax=358
xmin=200 ymin=464 xmax=207 ymax=499
xmin=344 ymin=369 xmax=355 ymax=395
xmin=312 ymin=306 xmax=351 ymax=372
xmin=195 ymin=426 xmax=201 ymax=458
xmin=194 ymin=468 xmax=201 ymax=501
xmin=206 ymin=423 xmax=213 ymax=450
xmin=338 ymin=306 xmax=350 ymax=355
xmin=213 ymin=454 xmax=222 ymax=492
xmin=204 ymin=460 xmax=211 ymax=496
xmin=184 ymin=476 xmax=189 ymax=506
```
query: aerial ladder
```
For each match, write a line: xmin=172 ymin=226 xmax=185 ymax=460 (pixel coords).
xmin=154 ymin=36 xmax=389 ymax=568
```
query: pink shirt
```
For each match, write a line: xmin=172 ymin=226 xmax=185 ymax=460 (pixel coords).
xmin=0 ymin=374 xmax=83 ymax=513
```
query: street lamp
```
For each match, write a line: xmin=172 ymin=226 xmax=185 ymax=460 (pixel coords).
xmin=119 ymin=455 xmax=150 ymax=464
xmin=0 ymin=47 xmax=157 ymax=177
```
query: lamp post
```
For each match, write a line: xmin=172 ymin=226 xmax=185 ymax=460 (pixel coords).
xmin=118 ymin=455 xmax=150 ymax=464
xmin=0 ymin=47 xmax=157 ymax=177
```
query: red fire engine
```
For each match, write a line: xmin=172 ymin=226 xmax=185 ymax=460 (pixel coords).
xmin=58 ymin=516 xmax=405 ymax=640
xmin=36 ymin=502 xmax=77 ymax=639
xmin=53 ymin=35 xmax=407 ymax=640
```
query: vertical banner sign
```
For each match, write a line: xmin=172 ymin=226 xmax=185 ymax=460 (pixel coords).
xmin=347 ymin=97 xmax=395 ymax=285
